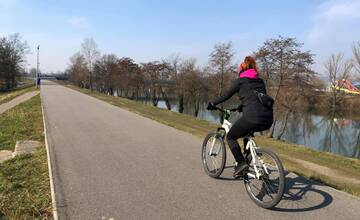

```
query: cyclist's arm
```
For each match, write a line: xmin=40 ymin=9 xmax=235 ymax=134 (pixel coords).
xmin=212 ymin=79 xmax=241 ymax=105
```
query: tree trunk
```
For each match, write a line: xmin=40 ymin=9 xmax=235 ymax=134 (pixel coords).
xmin=194 ymin=97 xmax=200 ymax=117
xmin=161 ymin=88 xmax=171 ymax=110
xmin=277 ymin=110 xmax=291 ymax=140
xmin=152 ymin=88 xmax=158 ymax=106
xmin=268 ymin=118 xmax=277 ymax=138
xmin=178 ymin=94 xmax=184 ymax=113
xmin=89 ymin=71 xmax=93 ymax=92
xmin=194 ymin=98 xmax=199 ymax=118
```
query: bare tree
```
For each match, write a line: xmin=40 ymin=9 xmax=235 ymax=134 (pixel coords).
xmin=0 ymin=33 xmax=29 ymax=91
xmin=93 ymin=54 xmax=119 ymax=95
xmin=182 ymin=59 xmax=208 ymax=117
xmin=255 ymin=36 xmax=314 ymax=103
xmin=68 ymin=52 xmax=88 ymax=87
xmin=325 ymin=53 xmax=353 ymax=113
xmin=81 ymin=38 xmax=100 ymax=91
xmin=255 ymin=36 xmax=314 ymax=137
xmin=165 ymin=54 xmax=184 ymax=112
xmin=353 ymin=41 xmax=360 ymax=80
xmin=141 ymin=61 xmax=170 ymax=106
xmin=209 ymin=41 xmax=236 ymax=103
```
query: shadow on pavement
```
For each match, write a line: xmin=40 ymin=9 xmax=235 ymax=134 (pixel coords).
xmin=217 ymin=165 xmax=244 ymax=181
xmin=217 ymin=168 xmax=333 ymax=212
xmin=272 ymin=172 xmax=333 ymax=212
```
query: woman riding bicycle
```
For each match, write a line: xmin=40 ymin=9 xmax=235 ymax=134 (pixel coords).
xmin=207 ymin=56 xmax=273 ymax=177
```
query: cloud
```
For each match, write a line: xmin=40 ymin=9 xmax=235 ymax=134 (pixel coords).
xmin=306 ymin=0 xmax=360 ymax=42
xmin=67 ymin=17 xmax=89 ymax=29
xmin=304 ymin=0 xmax=360 ymax=73
xmin=320 ymin=0 xmax=360 ymax=20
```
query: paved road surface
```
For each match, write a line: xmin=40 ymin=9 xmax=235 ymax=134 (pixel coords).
xmin=0 ymin=91 xmax=39 ymax=114
xmin=41 ymin=81 xmax=360 ymax=220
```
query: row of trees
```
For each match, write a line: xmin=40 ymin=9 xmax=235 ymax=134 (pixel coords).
xmin=67 ymin=36 xmax=319 ymax=133
xmin=67 ymin=39 xmax=238 ymax=116
xmin=67 ymin=36 xmax=359 ymax=138
xmin=0 ymin=34 xmax=29 ymax=91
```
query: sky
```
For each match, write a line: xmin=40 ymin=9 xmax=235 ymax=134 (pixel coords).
xmin=1 ymin=0 xmax=360 ymax=75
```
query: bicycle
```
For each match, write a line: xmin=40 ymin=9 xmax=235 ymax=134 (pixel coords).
xmin=201 ymin=106 xmax=285 ymax=209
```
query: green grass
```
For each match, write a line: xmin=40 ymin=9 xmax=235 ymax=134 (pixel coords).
xmin=0 ymin=84 xmax=37 ymax=106
xmin=0 ymin=149 xmax=52 ymax=219
xmin=0 ymin=95 xmax=44 ymax=151
xmin=68 ymin=84 xmax=360 ymax=197
xmin=0 ymin=95 xmax=52 ymax=219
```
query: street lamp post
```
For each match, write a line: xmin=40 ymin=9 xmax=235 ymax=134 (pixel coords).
xmin=36 ymin=45 xmax=40 ymax=88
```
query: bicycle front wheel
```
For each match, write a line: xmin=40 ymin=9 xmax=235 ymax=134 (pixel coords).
xmin=244 ymin=148 xmax=285 ymax=209
xmin=201 ymin=132 xmax=226 ymax=178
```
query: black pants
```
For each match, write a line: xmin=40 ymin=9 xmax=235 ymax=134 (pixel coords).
xmin=227 ymin=117 xmax=271 ymax=163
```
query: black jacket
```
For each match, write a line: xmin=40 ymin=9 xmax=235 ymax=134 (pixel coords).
xmin=212 ymin=77 xmax=273 ymax=124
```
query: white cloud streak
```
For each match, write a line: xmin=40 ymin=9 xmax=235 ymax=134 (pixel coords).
xmin=307 ymin=0 xmax=360 ymax=42
xmin=67 ymin=17 xmax=89 ymax=29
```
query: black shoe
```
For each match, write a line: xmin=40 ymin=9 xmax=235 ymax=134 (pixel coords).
xmin=233 ymin=162 xmax=248 ymax=177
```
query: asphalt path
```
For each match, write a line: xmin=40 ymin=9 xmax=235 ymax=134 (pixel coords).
xmin=41 ymin=81 xmax=360 ymax=220
xmin=0 ymin=90 xmax=39 ymax=114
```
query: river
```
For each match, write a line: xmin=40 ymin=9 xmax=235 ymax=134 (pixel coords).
xmin=139 ymin=99 xmax=360 ymax=159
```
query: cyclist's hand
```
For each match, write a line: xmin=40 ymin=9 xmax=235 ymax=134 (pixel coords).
xmin=206 ymin=102 xmax=216 ymax=110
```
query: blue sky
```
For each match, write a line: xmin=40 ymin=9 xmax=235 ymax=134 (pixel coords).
xmin=1 ymin=0 xmax=360 ymax=74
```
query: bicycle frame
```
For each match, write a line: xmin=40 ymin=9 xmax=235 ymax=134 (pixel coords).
xmin=209 ymin=117 xmax=269 ymax=180
xmin=208 ymin=118 xmax=231 ymax=156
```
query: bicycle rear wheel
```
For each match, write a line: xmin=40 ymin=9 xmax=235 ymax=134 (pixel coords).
xmin=201 ymin=132 xmax=226 ymax=178
xmin=244 ymin=148 xmax=285 ymax=209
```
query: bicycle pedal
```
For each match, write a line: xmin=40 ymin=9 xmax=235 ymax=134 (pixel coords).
xmin=233 ymin=174 xmax=242 ymax=179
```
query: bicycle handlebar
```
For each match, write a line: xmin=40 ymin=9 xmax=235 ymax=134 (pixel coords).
xmin=212 ymin=106 xmax=240 ymax=113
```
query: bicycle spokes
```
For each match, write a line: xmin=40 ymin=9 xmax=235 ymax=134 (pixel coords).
xmin=205 ymin=137 xmax=224 ymax=173
xmin=244 ymin=148 xmax=285 ymax=208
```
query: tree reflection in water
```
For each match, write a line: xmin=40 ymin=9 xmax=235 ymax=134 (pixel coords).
xmin=140 ymin=99 xmax=360 ymax=159
xmin=352 ymin=121 xmax=360 ymax=158
xmin=268 ymin=110 xmax=359 ymax=159
xmin=320 ymin=112 xmax=347 ymax=155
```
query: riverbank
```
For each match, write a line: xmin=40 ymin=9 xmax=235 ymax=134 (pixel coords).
xmin=66 ymin=84 xmax=360 ymax=197
xmin=0 ymin=95 xmax=52 ymax=219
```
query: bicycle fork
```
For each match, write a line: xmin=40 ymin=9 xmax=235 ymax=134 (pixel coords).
xmin=208 ymin=137 xmax=217 ymax=156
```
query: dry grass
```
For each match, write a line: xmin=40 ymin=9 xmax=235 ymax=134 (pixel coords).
xmin=0 ymin=95 xmax=52 ymax=219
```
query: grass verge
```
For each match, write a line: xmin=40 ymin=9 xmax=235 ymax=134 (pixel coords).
xmin=0 ymin=95 xmax=43 ymax=151
xmin=67 ymin=84 xmax=360 ymax=197
xmin=0 ymin=95 xmax=52 ymax=219
xmin=0 ymin=84 xmax=36 ymax=106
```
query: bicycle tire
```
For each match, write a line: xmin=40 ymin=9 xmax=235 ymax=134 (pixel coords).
xmin=201 ymin=132 xmax=226 ymax=178
xmin=244 ymin=148 xmax=285 ymax=209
